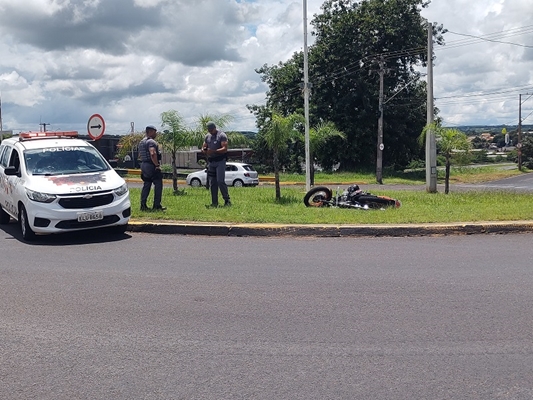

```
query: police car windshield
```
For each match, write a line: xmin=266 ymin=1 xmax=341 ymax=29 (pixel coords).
xmin=25 ymin=146 xmax=110 ymax=176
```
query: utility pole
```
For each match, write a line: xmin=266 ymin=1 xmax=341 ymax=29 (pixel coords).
xmin=303 ymin=0 xmax=311 ymax=192
xmin=0 ymin=93 xmax=3 ymax=133
xmin=426 ymin=22 xmax=437 ymax=193
xmin=131 ymin=122 xmax=135 ymax=167
xmin=376 ymin=58 xmax=385 ymax=184
xmin=518 ymin=94 xmax=522 ymax=171
xmin=518 ymin=92 xmax=532 ymax=171
xmin=375 ymin=62 xmax=425 ymax=185
xmin=39 ymin=122 xmax=50 ymax=132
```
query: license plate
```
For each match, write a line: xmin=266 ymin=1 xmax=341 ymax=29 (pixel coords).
xmin=77 ymin=210 xmax=104 ymax=222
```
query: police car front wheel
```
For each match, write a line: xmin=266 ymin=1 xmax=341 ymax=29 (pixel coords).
xmin=0 ymin=206 xmax=10 ymax=224
xmin=19 ymin=205 xmax=36 ymax=241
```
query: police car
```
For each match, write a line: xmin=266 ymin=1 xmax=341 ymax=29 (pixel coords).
xmin=0 ymin=131 xmax=131 ymax=241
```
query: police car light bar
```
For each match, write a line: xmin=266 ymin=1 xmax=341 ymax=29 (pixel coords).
xmin=18 ymin=131 xmax=79 ymax=140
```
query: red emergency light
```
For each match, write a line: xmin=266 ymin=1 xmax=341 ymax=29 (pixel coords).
xmin=18 ymin=131 xmax=79 ymax=140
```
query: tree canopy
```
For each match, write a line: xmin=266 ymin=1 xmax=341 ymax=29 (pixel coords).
xmin=248 ymin=0 xmax=445 ymax=172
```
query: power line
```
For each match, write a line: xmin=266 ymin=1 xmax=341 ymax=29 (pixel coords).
xmin=445 ymin=29 xmax=533 ymax=49
xmin=438 ymin=85 xmax=533 ymax=99
xmin=250 ymin=24 xmax=533 ymax=126
xmin=437 ymin=25 xmax=533 ymax=51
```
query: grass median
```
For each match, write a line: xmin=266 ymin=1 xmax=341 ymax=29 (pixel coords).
xmin=129 ymin=167 xmax=533 ymax=225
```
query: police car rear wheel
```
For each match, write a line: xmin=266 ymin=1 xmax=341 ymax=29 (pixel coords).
xmin=0 ymin=206 xmax=10 ymax=224
xmin=19 ymin=205 xmax=36 ymax=241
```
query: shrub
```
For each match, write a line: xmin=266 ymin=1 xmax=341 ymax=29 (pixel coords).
xmin=406 ymin=159 xmax=425 ymax=169
xmin=471 ymin=150 xmax=489 ymax=164
xmin=524 ymin=158 xmax=533 ymax=170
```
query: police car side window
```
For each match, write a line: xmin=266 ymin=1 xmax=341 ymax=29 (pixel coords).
xmin=0 ymin=145 xmax=6 ymax=167
xmin=0 ymin=146 xmax=12 ymax=168
xmin=8 ymin=150 xmax=21 ymax=171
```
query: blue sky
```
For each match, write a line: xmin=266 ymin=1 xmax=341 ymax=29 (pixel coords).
xmin=0 ymin=0 xmax=532 ymax=135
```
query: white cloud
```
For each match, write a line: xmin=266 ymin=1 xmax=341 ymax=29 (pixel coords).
xmin=0 ymin=0 xmax=531 ymax=135
xmin=422 ymin=0 xmax=533 ymax=126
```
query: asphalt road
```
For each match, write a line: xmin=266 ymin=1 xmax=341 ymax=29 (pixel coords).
xmin=1 ymin=232 xmax=532 ymax=399
xmin=471 ymin=171 xmax=533 ymax=191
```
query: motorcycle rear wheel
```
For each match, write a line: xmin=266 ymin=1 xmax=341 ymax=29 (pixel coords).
xmin=303 ymin=186 xmax=333 ymax=207
xmin=357 ymin=195 xmax=399 ymax=209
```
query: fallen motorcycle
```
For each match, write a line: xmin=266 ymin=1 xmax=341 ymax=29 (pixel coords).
xmin=303 ymin=184 xmax=401 ymax=209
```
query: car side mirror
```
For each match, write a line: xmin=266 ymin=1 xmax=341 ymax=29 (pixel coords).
xmin=4 ymin=166 xmax=20 ymax=176
xmin=108 ymin=159 xmax=118 ymax=168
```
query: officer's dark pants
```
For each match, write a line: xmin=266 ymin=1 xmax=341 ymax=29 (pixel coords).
xmin=141 ymin=162 xmax=163 ymax=208
xmin=207 ymin=159 xmax=230 ymax=205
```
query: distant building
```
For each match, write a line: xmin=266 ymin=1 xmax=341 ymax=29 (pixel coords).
xmin=79 ymin=134 xmax=253 ymax=170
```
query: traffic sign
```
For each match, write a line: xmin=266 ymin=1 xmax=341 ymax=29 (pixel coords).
xmin=87 ymin=114 xmax=106 ymax=140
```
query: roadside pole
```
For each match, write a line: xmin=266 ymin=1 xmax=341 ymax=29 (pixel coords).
xmin=426 ymin=22 xmax=437 ymax=193
xmin=303 ymin=0 xmax=311 ymax=192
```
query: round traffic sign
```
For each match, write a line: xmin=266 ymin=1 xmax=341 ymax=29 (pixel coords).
xmin=87 ymin=114 xmax=106 ymax=140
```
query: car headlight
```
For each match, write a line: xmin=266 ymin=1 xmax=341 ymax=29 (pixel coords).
xmin=25 ymin=188 xmax=56 ymax=203
xmin=114 ymin=183 xmax=129 ymax=197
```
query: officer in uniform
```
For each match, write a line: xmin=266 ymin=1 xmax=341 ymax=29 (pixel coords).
xmin=202 ymin=121 xmax=231 ymax=207
xmin=138 ymin=125 xmax=166 ymax=211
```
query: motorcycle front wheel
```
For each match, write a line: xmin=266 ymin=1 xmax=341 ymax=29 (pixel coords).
xmin=303 ymin=186 xmax=333 ymax=207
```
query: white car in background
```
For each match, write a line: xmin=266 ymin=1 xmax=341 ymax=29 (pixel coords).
xmin=186 ymin=162 xmax=259 ymax=188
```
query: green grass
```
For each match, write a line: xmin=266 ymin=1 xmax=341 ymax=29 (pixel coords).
xmin=271 ymin=164 xmax=525 ymax=185
xmin=128 ymin=165 xmax=532 ymax=225
xmin=284 ymin=170 xmax=426 ymax=185
xmin=129 ymin=184 xmax=533 ymax=225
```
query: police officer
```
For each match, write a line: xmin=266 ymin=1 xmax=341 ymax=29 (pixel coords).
xmin=138 ymin=125 xmax=165 ymax=211
xmin=202 ymin=121 xmax=231 ymax=207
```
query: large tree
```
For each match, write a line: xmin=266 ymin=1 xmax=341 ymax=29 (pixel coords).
xmin=249 ymin=0 xmax=445 ymax=171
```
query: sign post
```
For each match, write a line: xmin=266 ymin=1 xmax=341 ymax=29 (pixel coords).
xmin=87 ymin=114 xmax=106 ymax=140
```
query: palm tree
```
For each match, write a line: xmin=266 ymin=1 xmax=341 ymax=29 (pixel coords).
xmin=309 ymin=121 xmax=346 ymax=185
xmin=420 ymin=123 xmax=471 ymax=194
xmin=160 ymin=110 xmax=203 ymax=193
xmin=263 ymin=112 xmax=303 ymax=200
xmin=196 ymin=113 xmax=233 ymax=134
xmin=116 ymin=132 xmax=144 ymax=166
xmin=193 ymin=113 xmax=249 ymax=149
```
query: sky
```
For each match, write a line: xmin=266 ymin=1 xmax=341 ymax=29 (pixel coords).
xmin=0 ymin=0 xmax=532 ymax=136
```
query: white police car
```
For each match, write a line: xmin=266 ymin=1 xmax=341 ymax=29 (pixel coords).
xmin=0 ymin=131 xmax=131 ymax=241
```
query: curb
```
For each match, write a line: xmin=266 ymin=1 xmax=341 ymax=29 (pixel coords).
xmin=126 ymin=220 xmax=533 ymax=238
